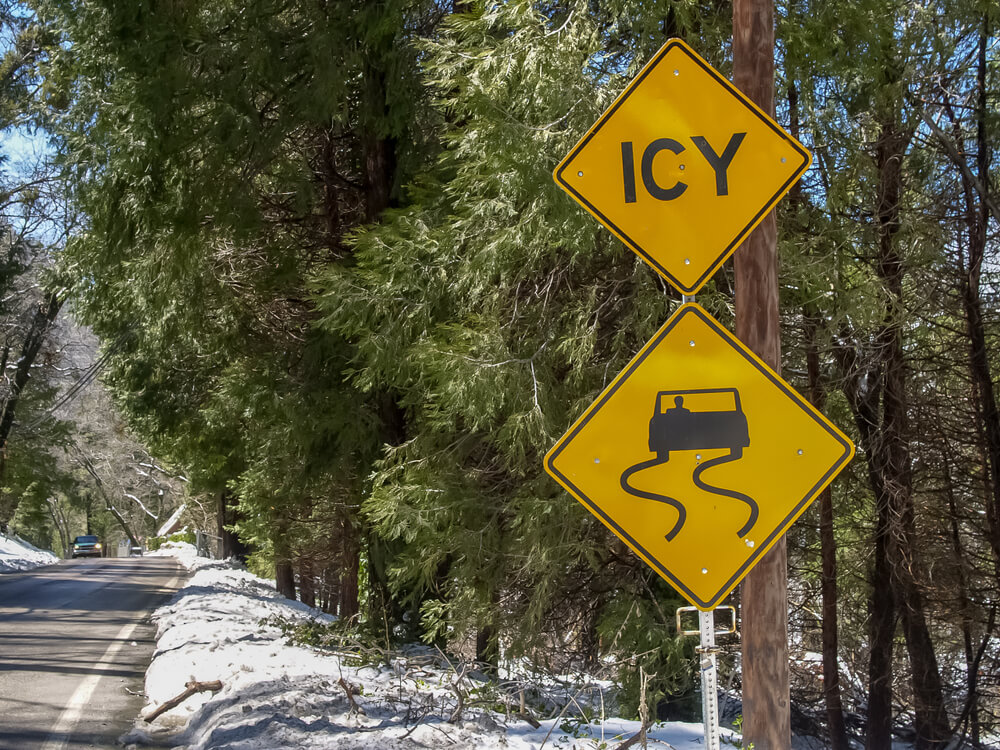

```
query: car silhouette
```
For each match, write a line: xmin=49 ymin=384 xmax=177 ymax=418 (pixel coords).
xmin=71 ymin=535 xmax=103 ymax=558
xmin=648 ymin=388 xmax=749 ymax=460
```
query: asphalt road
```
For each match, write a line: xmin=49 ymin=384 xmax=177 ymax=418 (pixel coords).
xmin=0 ymin=557 xmax=186 ymax=749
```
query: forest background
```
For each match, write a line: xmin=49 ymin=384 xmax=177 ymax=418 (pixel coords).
xmin=0 ymin=1 xmax=998 ymax=748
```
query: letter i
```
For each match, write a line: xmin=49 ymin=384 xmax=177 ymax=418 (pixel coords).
xmin=621 ymin=142 xmax=637 ymax=204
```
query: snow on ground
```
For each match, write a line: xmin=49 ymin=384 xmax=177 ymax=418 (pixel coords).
xmin=0 ymin=532 xmax=59 ymax=572
xmin=131 ymin=545 xmax=738 ymax=750
xmin=148 ymin=539 xmax=202 ymax=569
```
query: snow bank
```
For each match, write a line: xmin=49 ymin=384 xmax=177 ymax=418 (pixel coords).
xmin=145 ymin=540 xmax=201 ymax=569
xmin=0 ymin=533 xmax=59 ymax=572
xmin=126 ymin=550 xmax=735 ymax=750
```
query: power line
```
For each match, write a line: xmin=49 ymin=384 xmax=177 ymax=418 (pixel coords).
xmin=24 ymin=329 xmax=131 ymax=430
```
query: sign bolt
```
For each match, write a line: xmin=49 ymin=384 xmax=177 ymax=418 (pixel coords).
xmin=745 ymin=539 xmax=754 ymax=547
xmin=702 ymin=567 xmax=709 ymax=574
xmin=797 ymin=449 xmax=803 ymax=455
xmin=689 ymin=340 xmax=696 ymax=347
xmin=673 ymin=69 xmax=679 ymax=76
xmin=577 ymin=170 xmax=584 ymax=177
xmin=594 ymin=457 xmax=601 ymax=464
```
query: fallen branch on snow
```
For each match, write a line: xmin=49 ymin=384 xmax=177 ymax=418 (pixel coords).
xmin=143 ymin=679 xmax=223 ymax=722
xmin=612 ymin=720 xmax=658 ymax=750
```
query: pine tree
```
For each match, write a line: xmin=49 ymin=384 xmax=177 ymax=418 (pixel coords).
xmin=38 ymin=0 xmax=438 ymax=610
xmin=314 ymin=1 xmax=733 ymax=698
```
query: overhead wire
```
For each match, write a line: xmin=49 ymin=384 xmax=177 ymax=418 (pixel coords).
xmin=23 ymin=329 xmax=131 ymax=430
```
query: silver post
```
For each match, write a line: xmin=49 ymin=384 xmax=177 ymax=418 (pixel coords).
xmin=699 ymin=609 xmax=722 ymax=750
xmin=682 ymin=294 xmax=695 ymax=304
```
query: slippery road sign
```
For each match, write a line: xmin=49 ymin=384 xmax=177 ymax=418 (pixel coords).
xmin=544 ymin=304 xmax=854 ymax=610
xmin=553 ymin=39 xmax=810 ymax=294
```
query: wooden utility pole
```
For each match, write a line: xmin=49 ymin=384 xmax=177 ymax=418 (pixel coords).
xmin=733 ymin=0 xmax=791 ymax=748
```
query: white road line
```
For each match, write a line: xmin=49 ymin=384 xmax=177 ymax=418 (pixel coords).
xmin=41 ymin=568 xmax=183 ymax=750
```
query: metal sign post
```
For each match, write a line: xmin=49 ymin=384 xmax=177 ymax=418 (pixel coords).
xmin=678 ymin=606 xmax=736 ymax=750
xmin=699 ymin=609 xmax=721 ymax=750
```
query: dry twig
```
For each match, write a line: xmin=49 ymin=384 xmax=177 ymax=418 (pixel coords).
xmin=143 ymin=679 xmax=223 ymax=722
xmin=339 ymin=677 xmax=365 ymax=715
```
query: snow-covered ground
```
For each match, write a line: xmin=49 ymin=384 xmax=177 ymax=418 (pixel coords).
xmin=0 ymin=532 xmax=59 ymax=572
xmin=2 ymin=537 xmax=958 ymax=749
xmin=131 ymin=542 xmax=737 ymax=749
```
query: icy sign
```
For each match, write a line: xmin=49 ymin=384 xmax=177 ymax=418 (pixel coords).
xmin=553 ymin=39 xmax=810 ymax=294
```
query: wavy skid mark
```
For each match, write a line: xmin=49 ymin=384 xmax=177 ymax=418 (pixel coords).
xmin=619 ymin=457 xmax=686 ymax=541
xmin=692 ymin=450 xmax=758 ymax=537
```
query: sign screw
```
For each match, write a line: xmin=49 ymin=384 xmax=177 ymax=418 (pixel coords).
xmin=701 ymin=568 xmax=708 ymax=574
xmin=594 ymin=457 xmax=601 ymax=464
xmin=577 ymin=170 xmax=584 ymax=177
xmin=689 ymin=340 xmax=696 ymax=347
xmin=673 ymin=69 xmax=680 ymax=76
xmin=684 ymin=258 xmax=691 ymax=265
xmin=745 ymin=539 xmax=755 ymax=547
xmin=679 ymin=164 xmax=686 ymax=171
xmin=780 ymin=157 xmax=787 ymax=163
xmin=797 ymin=449 xmax=803 ymax=455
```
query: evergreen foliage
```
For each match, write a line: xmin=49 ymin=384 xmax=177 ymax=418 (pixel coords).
xmin=18 ymin=0 xmax=1000 ymax=742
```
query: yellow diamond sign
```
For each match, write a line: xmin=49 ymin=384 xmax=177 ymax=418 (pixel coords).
xmin=554 ymin=39 xmax=810 ymax=295
xmin=544 ymin=304 xmax=854 ymax=609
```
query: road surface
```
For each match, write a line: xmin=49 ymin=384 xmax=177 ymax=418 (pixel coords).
xmin=0 ymin=557 xmax=185 ymax=749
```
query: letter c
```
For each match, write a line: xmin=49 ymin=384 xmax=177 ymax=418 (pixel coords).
xmin=641 ymin=138 xmax=688 ymax=201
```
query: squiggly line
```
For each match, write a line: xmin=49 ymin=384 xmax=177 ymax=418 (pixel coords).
xmin=692 ymin=452 xmax=759 ymax=537
xmin=620 ymin=457 xmax=686 ymax=541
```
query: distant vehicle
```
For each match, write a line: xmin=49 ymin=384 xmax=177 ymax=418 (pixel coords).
xmin=129 ymin=545 xmax=143 ymax=557
xmin=71 ymin=535 xmax=103 ymax=558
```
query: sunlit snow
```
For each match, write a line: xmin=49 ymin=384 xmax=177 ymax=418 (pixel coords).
xmin=128 ymin=542 xmax=736 ymax=749
xmin=0 ymin=532 xmax=59 ymax=572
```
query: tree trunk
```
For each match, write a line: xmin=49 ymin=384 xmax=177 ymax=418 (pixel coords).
xmin=804 ymin=314 xmax=850 ymax=750
xmin=953 ymin=17 xmax=1000 ymax=588
xmin=866 ymin=492 xmax=896 ymax=750
xmin=361 ymin=24 xmax=399 ymax=223
xmin=789 ymin=53 xmax=850 ymax=744
xmin=816 ymin=459 xmax=849 ymax=747
xmin=476 ymin=623 xmax=498 ymax=676
xmin=46 ymin=497 xmax=71 ymax=558
xmin=218 ymin=489 xmax=248 ymax=561
xmin=870 ymin=113 xmax=948 ymax=749
xmin=0 ymin=290 xmax=62 ymax=528
xmin=338 ymin=512 xmax=360 ymax=620
xmin=274 ymin=522 xmax=296 ymax=600
xmin=298 ymin=557 xmax=316 ymax=608
xmin=364 ymin=393 xmax=408 ymax=627
xmin=834 ymin=102 xmax=950 ymax=750
xmin=105 ymin=501 xmax=140 ymax=549
xmin=733 ymin=2 xmax=790 ymax=747
xmin=942 ymin=450 xmax=981 ymax=746
xmin=275 ymin=560 xmax=295 ymax=600
xmin=475 ymin=586 xmax=501 ymax=676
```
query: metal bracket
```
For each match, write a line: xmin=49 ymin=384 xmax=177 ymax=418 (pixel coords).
xmin=676 ymin=605 xmax=737 ymax=636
